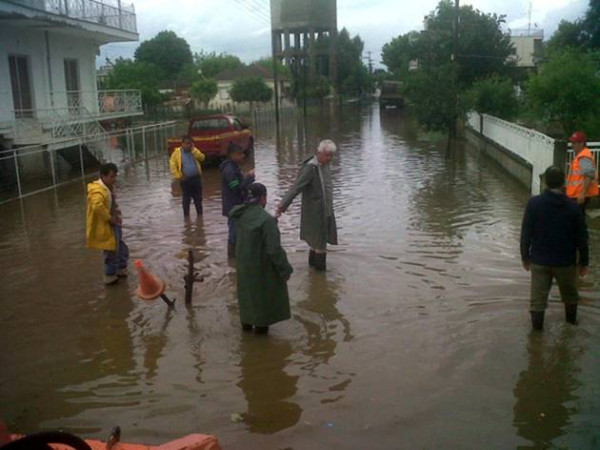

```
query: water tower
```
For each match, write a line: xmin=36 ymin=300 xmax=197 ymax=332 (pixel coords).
xmin=270 ymin=0 xmax=337 ymax=82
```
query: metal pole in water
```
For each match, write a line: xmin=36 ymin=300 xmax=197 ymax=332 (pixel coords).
xmin=79 ymin=142 xmax=85 ymax=178
xmin=142 ymin=126 xmax=147 ymax=161
xmin=184 ymin=249 xmax=203 ymax=306
xmin=13 ymin=149 xmax=22 ymax=199
xmin=49 ymin=149 xmax=57 ymax=187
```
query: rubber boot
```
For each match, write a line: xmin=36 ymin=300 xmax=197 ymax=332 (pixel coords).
xmin=313 ymin=253 xmax=327 ymax=271
xmin=530 ymin=311 xmax=544 ymax=331
xmin=309 ymin=250 xmax=316 ymax=267
xmin=565 ymin=304 xmax=578 ymax=325
xmin=254 ymin=326 xmax=269 ymax=335
xmin=227 ymin=243 xmax=236 ymax=259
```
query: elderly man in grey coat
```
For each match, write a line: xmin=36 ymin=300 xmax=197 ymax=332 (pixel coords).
xmin=276 ymin=139 xmax=338 ymax=271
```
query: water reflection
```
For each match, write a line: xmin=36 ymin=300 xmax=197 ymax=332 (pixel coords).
xmin=141 ymin=308 xmax=173 ymax=381
xmin=513 ymin=330 xmax=581 ymax=448
xmin=236 ymin=335 xmax=301 ymax=434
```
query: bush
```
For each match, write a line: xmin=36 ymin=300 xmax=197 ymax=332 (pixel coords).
xmin=466 ymin=76 xmax=519 ymax=120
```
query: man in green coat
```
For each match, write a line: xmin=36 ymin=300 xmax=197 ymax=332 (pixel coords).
xmin=276 ymin=139 xmax=338 ymax=271
xmin=230 ymin=183 xmax=294 ymax=335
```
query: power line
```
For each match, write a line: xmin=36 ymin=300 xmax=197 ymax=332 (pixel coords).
xmin=238 ymin=0 xmax=270 ymax=24
xmin=232 ymin=0 xmax=270 ymax=26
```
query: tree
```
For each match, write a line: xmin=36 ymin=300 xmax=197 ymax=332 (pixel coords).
xmin=190 ymin=78 xmax=218 ymax=109
xmin=134 ymin=31 xmax=193 ymax=83
xmin=381 ymin=31 xmax=420 ymax=77
xmin=336 ymin=28 xmax=372 ymax=98
xmin=105 ymin=58 xmax=163 ymax=107
xmin=195 ymin=51 xmax=244 ymax=78
xmin=465 ymin=75 xmax=519 ymax=120
xmin=230 ymin=76 xmax=273 ymax=111
xmin=405 ymin=63 xmax=458 ymax=132
xmin=527 ymin=49 xmax=600 ymax=137
xmin=547 ymin=20 xmax=588 ymax=52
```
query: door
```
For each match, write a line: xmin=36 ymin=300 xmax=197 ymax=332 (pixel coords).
xmin=64 ymin=59 xmax=80 ymax=113
xmin=9 ymin=55 xmax=34 ymax=118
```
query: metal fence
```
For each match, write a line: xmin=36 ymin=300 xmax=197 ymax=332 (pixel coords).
xmin=0 ymin=121 xmax=180 ymax=204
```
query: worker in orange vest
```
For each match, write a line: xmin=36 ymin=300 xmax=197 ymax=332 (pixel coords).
xmin=566 ymin=131 xmax=599 ymax=213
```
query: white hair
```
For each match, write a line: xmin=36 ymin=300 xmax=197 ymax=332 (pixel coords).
xmin=317 ymin=139 xmax=337 ymax=154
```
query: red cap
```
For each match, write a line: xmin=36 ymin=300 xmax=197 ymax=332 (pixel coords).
xmin=569 ymin=131 xmax=587 ymax=143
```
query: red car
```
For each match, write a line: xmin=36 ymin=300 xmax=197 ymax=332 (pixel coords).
xmin=167 ymin=114 xmax=254 ymax=159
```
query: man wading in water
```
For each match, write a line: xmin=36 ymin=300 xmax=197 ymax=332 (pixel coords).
xmin=276 ymin=139 xmax=338 ymax=271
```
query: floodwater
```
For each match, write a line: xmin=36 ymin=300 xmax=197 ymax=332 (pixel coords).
xmin=1 ymin=105 xmax=599 ymax=449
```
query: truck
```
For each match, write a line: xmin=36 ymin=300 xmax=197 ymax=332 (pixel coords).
xmin=379 ymin=81 xmax=404 ymax=109
xmin=167 ymin=114 xmax=254 ymax=160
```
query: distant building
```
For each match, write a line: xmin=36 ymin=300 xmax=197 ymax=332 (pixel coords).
xmin=210 ymin=65 xmax=291 ymax=112
xmin=508 ymin=29 xmax=544 ymax=68
xmin=0 ymin=0 xmax=142 ymax=156
xmin=270 ymin=0 xmax=337 ymax=83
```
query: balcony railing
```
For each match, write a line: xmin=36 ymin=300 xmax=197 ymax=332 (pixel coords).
xmin=14 ymin=0 xmax=137 ymax=33
xmin=55 ymin=89 xmax=142 ymax=117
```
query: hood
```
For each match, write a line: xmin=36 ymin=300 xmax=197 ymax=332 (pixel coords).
xmin=229 ymin=203 xmax=250 ymax=219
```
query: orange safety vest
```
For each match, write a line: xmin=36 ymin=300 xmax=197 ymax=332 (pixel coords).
xmin=567 ymin=147 xmax=599 ymax=198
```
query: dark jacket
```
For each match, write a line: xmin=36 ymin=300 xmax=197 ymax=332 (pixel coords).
xmin=220 ymin=159 xmax=254 ymax=217
xmin=520 ymin=190 xmax=588 ymax=267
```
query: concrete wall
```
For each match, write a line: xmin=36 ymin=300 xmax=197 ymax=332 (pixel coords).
xmin=466 ymin=112 xmax=558 ymax=195
xmin=0 ymin=27 xmax=99 ymax=123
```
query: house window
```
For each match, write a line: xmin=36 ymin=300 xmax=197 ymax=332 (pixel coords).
xmin=219 ymin=87 xmax=229 ymax=100
xmin=64 ymin=59 xmax=80 ymax=113
xmin=9 ymin=55 xmax=34 ymax=118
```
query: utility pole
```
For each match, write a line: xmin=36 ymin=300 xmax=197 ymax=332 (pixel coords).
xmin=365 ymin=51 xmax=373 ymax=75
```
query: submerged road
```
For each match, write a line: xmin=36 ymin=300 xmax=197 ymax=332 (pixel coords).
xmin=1 ymin=105 xmax=599 ymax=449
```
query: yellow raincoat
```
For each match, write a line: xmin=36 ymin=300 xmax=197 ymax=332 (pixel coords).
xmin=169 ymin=146 xmax=206 ymax=180
xmin=86 ymin=179 xmax=116 ymax=251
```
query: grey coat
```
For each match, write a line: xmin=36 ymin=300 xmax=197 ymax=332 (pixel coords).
xmin=280 ymin=156 xmax=338 ymax=250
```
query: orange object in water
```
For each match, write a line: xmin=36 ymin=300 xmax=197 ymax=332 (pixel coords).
xmin=135 ymin=259 xmax=166 ymax=301
xmin=6 ymin=433 xmax=222 ymax=450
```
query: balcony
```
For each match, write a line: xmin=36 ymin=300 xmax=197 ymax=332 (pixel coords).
xmin=1 ymin=89 xmax=143 ymax=144
xmin=0 ymin=0 xmax=138 ymax=41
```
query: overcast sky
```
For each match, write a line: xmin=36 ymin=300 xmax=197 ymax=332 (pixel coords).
xmin=99 ymin=0 xmax=589 ymax=68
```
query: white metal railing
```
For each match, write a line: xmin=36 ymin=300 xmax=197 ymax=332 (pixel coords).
xmin=466 ymin=112 xmax=556 ymax=194
xmin=13 ymin=0 xmax=137 ymax=33
xmin=51 ymin=89 xmax=142 ymax=116
xmin=0 ymin=121 xmax=178 ymax=203
xmin=509 ymin=29 xmax=544 ymax=39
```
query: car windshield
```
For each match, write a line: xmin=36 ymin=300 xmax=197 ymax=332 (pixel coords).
xmin=191 ymin=118 xmax=230 ymax=132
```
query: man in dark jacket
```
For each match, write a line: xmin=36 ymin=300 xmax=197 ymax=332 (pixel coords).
xmin=230 ymin=183 xmax=293 ymax=335
xmin=220 ymin=143 xmax=255 ymax=258
xmin=520 ymin=165 xmax=589 ymax=330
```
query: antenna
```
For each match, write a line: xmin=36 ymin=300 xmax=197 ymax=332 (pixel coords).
xmin=527 ymin=0 xmax=532 ymax=35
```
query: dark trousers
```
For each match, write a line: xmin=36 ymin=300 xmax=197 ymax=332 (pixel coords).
xmin=103 ymin=225 xmax=129 ymax=276
xmin=530 ymin=264 xmax=579 ymax=312
xmin=181 ymin=175 xmax=203 ymax=217
xmin=227 ymin=217 xmax=236 ymax=245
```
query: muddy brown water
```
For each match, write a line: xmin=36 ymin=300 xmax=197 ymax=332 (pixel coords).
xmin=1 ymin=106 xmax=599 ymax=449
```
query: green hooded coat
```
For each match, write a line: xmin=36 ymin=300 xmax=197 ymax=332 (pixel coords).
xmin=279 ymin=155 xmax=338 ymax=251
xmin=230 ymin=203 xmax=293 ymax=327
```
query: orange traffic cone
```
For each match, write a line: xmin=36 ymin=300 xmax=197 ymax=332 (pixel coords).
xmin=135 ymin=260 xmax=166 ymax=301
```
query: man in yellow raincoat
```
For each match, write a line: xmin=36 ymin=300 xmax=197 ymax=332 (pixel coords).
xmin=86 ymin=163 xmax=129 ymax=285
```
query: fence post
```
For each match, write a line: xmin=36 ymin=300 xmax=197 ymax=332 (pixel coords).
xmin=142 ymin=126 xmax=147 ymax=161
xmin=49 ymin=149 xmax=57 ymax=186
xmin=154 ymin=125 xmax=158 ymax=157
xmin=13 ymin=150 xmax=22 ymax=199
xmin=79 ymin=142 xmax=85 ymax=178
xmin=553 ymin=139 xmax=568 ymax=169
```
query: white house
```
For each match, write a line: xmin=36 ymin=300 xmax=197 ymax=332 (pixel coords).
xmin=508 ymin=29 xmax=544 ymax=68
xmin=210 ymin=65 xmax=291 ymax=112
xmin=0 ymin=0 xmax=142 ymax=149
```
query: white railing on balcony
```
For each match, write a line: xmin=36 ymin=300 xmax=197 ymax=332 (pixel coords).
xmin=50 ymin=89 xmax=142 ymax=117
xmin=14 ymin=0 xmax=137 ymax=33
